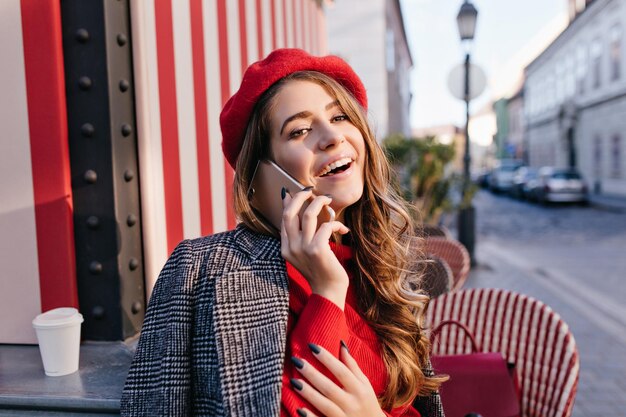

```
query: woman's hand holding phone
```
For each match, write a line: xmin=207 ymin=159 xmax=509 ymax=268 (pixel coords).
xmin=280 ymin=189 xmax=351 ymax=310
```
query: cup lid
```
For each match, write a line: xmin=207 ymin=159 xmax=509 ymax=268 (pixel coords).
xmin=32 ymin=307 xmax=84 ymax=328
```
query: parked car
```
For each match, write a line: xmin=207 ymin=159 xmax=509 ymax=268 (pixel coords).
xmin=489 ymin=159 xmax=524 ymax=193
xmin=474 ymin=169 xmax=492 ymax=189
xmin=528 ymin=167 xmax=589 ymax=204
xmin=510 ymin=167 xmax=538 ymax=199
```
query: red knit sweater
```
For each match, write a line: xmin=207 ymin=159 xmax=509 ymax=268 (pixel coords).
xmin=280 ymin=242 xmax=420 ymax=417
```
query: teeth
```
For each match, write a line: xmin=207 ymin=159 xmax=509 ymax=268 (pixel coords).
xmin=319 ymin=157 xmax=352 ymax=176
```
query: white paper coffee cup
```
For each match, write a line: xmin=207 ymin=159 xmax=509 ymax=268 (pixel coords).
xmin=32 ymin=307 xmax=84 ymax=377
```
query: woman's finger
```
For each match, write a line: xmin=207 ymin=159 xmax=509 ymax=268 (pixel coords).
xmin=339 ymin=341 xmax=368 ymax=383
xmin=282 ymin=188 xmax=312 ymax=225
xmin=300 ymin=195 xmax=333 ymax=244
xmin=306 ymin=343 xmax=360 ymax=393
xmin=311 ymin=221 xmax=350 ymax=247
xmin=292 ymin=356 xmax=348 ymax=406
xmin=296 ymin=408 xmax=318 ymax=417
xmin=291 ymin=378 xmax=343 ymax=417
xmin=281 ymin=188 xmax=313 ymax=247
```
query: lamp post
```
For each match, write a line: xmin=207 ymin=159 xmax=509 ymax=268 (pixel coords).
xmin=456 ymin=0 xmax=478 ymax=265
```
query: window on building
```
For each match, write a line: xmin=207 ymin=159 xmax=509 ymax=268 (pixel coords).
xmin=612 ymin=135 xmax=622 ymax=178
xmin=610 ymin=24 xmax=622 ymax=81
xmin=594 ymin=135 xmax=602 ymax=178
xmin=555 ymin=61 xmax=565 ymax=103
xmin=576 ymin=45 xmax=587 ymax=94
xmin=543 ymin=76 xmax=549 ymax=110
xmin=529 ymin=82 xmax=538 ymax=117
xmin=565 ymin=53 xmax=575 ymax=97
xmin=591 ymin=38 xmax=602 ymax=89
xmin=537 ymin=79 xmax=544 ymax=113
xmin=547 ymin=74 xmax=555 ymax=108
xmin=532 ymin=80 xmax=540 ymax=114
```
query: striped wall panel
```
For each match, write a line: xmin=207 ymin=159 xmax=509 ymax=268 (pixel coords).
xmin=0 ymin=0 xmax=78 ymax=344
xmin=131 ymin=0 xmax=327 ymax=295
xmin=1 ymin=0 xmax=327 ymax=342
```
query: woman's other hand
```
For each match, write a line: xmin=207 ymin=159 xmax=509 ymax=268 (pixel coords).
xmin=290 ymin=342 xmax=385 ymax=417
xmin=281 ymin=189 xmax=350 ymax=310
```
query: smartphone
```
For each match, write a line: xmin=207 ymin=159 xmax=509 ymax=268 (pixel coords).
xmin=248 ymin=160 xmax=335 ymax=231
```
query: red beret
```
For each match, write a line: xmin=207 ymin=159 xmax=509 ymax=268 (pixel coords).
xmin=220 ymin=48 xmax=368 ymax=169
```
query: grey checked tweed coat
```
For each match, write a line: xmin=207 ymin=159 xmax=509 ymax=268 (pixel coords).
xmin=121 ymin=224 xmax=444 ymax=417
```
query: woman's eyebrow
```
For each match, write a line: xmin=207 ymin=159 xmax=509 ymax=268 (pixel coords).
xmin=280 ymin=111 xmax=311 ymax=134
xmin=279 ymin=100 xmax=341 ymax=134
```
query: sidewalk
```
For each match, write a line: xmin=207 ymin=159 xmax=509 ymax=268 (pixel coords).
xmin=589 ymin=192 xmax=626 ymax=213
xmin=464 ymin=240 xmax=626 ymax=417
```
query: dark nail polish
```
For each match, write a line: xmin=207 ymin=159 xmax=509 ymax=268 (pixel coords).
xmin=324 ymin=193 xmax=333 ymax=199
xmin=302 ymin=186 xmax=314 ymax=192
xmin=290 ymin=378 xmax=303 ymax=391
xmin=340 ymin=339 xmax=349 ymax=353
xmin=291 ymin=356 xmax=304 ymax=369
xmin=308 ymin=342 xmax=321 ymax=354
xmin=297 ymin=409 xmax=307 ymax=417
xmin=281 ymin=187 xmax=286 ymax=200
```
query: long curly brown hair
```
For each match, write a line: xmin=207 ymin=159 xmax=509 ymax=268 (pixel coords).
xmin=232 ymin=71 xmax=445 ymax=410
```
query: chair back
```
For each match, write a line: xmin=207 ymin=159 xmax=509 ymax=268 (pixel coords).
xmin=426 ymin=288 xmax=580 ymax=417
xmin=424 ymin=238 xmax=470 ymax=290
xmin=421 ymin=257 xmax=454 ymax=298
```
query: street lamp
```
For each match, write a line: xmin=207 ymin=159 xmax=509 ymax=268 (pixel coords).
xmin=457 ymin=1 xmax=478 ymax=41
xmin=456 ymin=0 xmax=478 ymax=265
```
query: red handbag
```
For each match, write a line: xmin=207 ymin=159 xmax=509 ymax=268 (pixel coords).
xmin=430 ymin=320 xmax=521 ymax=417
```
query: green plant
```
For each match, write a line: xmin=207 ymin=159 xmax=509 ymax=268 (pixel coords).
xmin=383 ymin=134 xmax=458 ymax=224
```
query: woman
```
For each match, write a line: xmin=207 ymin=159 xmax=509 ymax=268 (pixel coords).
xmin=121 ymin=48 xmax=445 ymax=417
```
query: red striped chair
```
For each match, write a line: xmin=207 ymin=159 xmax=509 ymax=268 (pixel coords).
xmin=424 ymin=237 xmax=470 ymax=291
xmin=426 ymin=288 xmax=580 ymax=417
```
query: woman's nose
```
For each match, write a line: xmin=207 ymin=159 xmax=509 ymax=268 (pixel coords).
xmin=317 ymin=124 xmax=344 ymax=150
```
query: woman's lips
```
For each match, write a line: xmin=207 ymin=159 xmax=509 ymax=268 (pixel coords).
xmin=315 ymin=156 xmax=354 ymax=177
xmin=317 ymin=162 xmax=355 ymax=181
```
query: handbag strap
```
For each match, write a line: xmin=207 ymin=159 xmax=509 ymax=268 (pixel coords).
xmin=430 ymin=319 xmax=482 ymax=353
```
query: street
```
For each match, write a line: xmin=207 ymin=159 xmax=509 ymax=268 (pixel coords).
xmin=457 ymin=190 xmax=626 ymax=416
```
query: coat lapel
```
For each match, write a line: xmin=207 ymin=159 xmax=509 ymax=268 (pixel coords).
xmin=213 ymin=226 xmax=289 ymax=416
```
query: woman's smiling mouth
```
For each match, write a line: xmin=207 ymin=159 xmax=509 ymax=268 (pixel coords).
xmin=317 ymin=157 xmax=354 ymax=177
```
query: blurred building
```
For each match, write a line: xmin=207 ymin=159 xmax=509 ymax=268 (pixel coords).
xmin=326 ymin=0 xmax=413 ymax=140
xmin=490 ymin=11 xmax=567 ymax=167
xmin=524 ymin=0 xmax=626 ymax=197
xmin=469 ymin=103 xmax=498 ymax=171
xmin=492 ymin=84 xmax=526 ymax=161
xmin=507 ymin=87 xmax=526 ymax=162
xmin=492 ymin=98 xmax=509 ymax=159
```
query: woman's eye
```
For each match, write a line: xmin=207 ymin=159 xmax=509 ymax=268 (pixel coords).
xmin=289 ymin=128 xmax=310 ymax=139
xmin=332 ymin=114 xmax=349 ymax=122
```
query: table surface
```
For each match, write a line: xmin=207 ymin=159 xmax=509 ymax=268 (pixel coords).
xmin=0 ymin=342 xmax=134 ymax=414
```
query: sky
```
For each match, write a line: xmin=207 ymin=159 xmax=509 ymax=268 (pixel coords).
xmin=399 ymin=0 xmax=568 ymax=131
